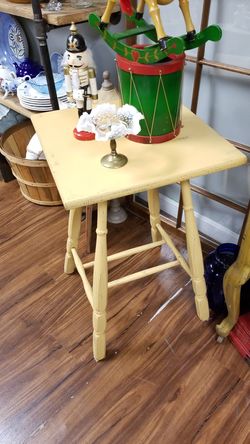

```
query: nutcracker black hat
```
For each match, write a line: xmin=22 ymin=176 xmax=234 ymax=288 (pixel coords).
xmin=66 ymin=22 xmax=87 ymax=53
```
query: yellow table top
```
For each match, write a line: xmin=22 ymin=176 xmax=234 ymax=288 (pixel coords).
xmin=32 ymin=107 xmax=247 ymax=210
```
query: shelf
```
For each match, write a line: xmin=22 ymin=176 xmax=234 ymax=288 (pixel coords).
xmin=0 ymin=93 xmax=36 ymax=118
xmin=0 ymin=1 xmax=119 ymax=26
xmin=0 ymin=0 xmax=120 ymax=117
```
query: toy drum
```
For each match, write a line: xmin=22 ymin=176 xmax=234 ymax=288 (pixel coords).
xmin=116 ymin=49 xmax=185 ymax=143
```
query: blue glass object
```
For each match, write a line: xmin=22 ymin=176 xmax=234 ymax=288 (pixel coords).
xmin=14 ymin=58 xmax=43 ymax=78
xmin=28 ymin=72 xmax=64 ymax=94
xmin=204 ymin=243 xmax=250 ymax=315
xmin=204 ymin=243 xmax=239 ymax=314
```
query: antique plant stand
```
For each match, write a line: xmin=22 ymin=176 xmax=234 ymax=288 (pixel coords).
xmin=32 ymin=107 xmax=247 ymax=361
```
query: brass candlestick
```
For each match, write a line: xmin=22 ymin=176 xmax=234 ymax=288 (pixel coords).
xmin=101 ymin=139 xmax=128 ymax=169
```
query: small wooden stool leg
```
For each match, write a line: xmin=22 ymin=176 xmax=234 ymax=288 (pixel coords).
xmin=148 ymin=188 xmax=161 ymax=242
xmin=64 ymin=207 xmax=83 ymax=274
xmin=216 ymin=211 xmax=250 ymax=337
xmin=92 ymin=201 xmax=108 ymax=361
xmin=85 ymin=205 xmax=93 ymax=254
xmin=181 ymin=180 xmax=209 ymax=321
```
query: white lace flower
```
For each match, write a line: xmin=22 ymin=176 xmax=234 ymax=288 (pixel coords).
xmin=117 ymin=104 xmax=144 ymax=135
xmin=76 ymin=103 xmax=144 ymax=141
xmin=91 ymin=103 xmax=117 ymax=125
xmin=76 ymin=112 xmax=95 ymax=133
xmin=101 ymin=122 xmax=128 ymax=141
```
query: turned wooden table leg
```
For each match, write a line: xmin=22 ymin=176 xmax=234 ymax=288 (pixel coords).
xmin=85 ymin=205 xmax=93 ymax=254
xmin=148 ymin=188 xmax=161 ymax=242
xmin=181 ymin=180 xmax=209 ymax=321
xmin=92 ymin=201 xmax=108 ymax=361
xmin=64 ymin=207 xmax=83 ymax=274
xmin=216 ymin=211 xmax=250 ymax=337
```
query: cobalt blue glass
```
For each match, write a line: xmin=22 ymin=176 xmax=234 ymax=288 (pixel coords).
xmin=13 ymin=58 xmax=43 ymax=79
xmin=204 ymin=243 xmax=239 ymax=314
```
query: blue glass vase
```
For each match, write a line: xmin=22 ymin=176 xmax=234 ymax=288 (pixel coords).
xmin=204 ymin=243 xmax=239 ymax=314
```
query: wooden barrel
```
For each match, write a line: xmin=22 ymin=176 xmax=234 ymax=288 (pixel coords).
xmin=0 ymin=120 xmax=62 ymax=206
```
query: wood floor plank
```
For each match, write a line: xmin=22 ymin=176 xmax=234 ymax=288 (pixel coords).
xmin=0 ymin=321 xmax=81 ymax=442
xmin=0 ymin=180 xmax=249 ymax=444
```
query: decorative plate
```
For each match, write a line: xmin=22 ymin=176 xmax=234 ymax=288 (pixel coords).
xmin=0 ymin=13 xmax=29 ymax=69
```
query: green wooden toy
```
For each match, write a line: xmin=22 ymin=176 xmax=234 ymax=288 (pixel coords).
xmin=88 ymin=7 xmax=222 ymax=143
xmin=88 ymin=13 xmax=222 ymax=64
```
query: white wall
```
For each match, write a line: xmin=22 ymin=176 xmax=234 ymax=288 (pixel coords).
xmin=138 ymin=0 xmax=250 ymax=243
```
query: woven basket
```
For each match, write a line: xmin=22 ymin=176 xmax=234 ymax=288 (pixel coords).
xmin=0 ymin=120 xmax=62 ymax=206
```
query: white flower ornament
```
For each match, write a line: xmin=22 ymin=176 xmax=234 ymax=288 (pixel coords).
xmin=76 ymin=103 xmax=144 ymax=168
xmin=76 ymin=103 xmax=144 ymax=141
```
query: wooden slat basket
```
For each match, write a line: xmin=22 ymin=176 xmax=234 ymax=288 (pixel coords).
xmin=0 ymin=120 xmax=62 ymax=206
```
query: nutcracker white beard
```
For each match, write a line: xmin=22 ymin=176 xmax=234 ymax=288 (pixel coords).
xmin=62 ymin=48 xmax=96 ymax=70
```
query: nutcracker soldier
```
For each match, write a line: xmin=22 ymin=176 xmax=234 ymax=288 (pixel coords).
xmin=64 ymin=22 xmax=98 ymax=118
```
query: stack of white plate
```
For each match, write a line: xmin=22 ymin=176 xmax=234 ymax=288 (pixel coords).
xmin=17 ymin=80 xmax=68 ymax=112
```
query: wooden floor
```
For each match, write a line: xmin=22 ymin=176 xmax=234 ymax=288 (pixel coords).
xmin=0 ymin=180 xmax=249 ymax=444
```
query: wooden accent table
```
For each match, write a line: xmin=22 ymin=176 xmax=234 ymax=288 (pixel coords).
xmin=32 ymin=107 xmax=247 ymax=361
